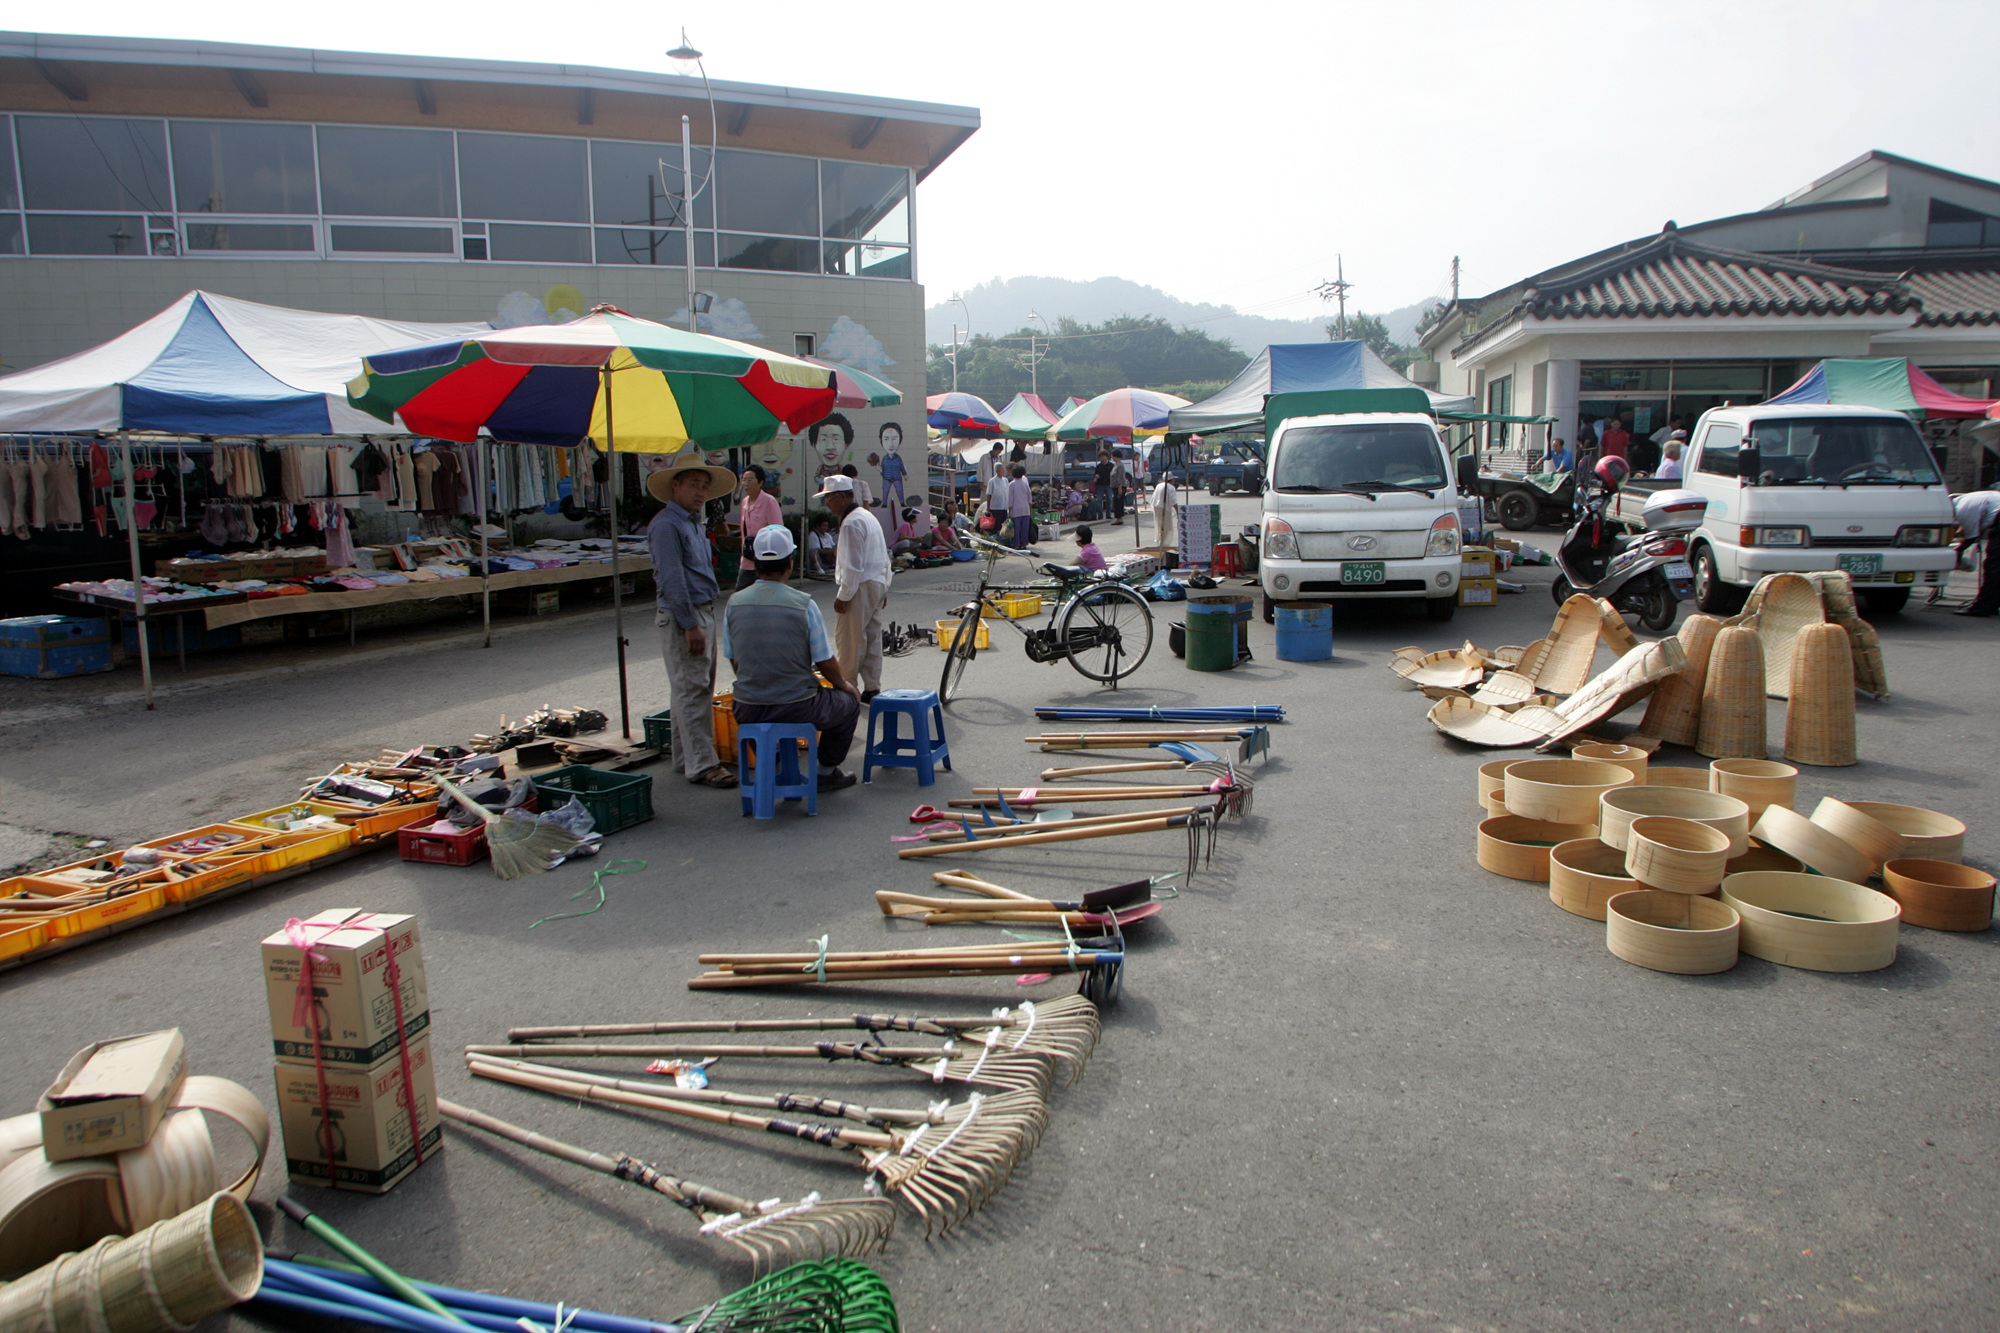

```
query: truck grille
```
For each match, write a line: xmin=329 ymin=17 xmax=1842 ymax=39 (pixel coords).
xmin=1809 ymin=534 xmax=1894 ymax=547
xmin=1301 ymin=580 xmax=1429 ymax=594
xmin=1295 ymin=531 xmax=1429 ymax=560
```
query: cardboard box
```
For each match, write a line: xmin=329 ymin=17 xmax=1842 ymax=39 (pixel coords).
xmin=39 ymin=1029 xmax=187 ymax=1161
xmin=1460 ymin=547 xmax=1497 ymax=580
xmin=263 ymin=910 xmax=429 ymax=1067
xmin=275 ymin=1034 xmax=442 ymax=1193
xmin=1458 ymin=577 xmax=1499 ymax=607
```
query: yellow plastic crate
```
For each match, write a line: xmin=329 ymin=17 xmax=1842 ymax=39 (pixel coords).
xmin=311 ymin=795 xmax=438 ymax=843
xmin=937 ymin=618 xmax=991 ymax=651
xmin=981 ymin=592 xmax=1042 ymax=619
xmin=0 ymin=919 xmax=51 ymax=963
xmin=223 ymin=804 xmax=358 ymax=866
xmin=39 ymin=882 xmax=170 ymax=938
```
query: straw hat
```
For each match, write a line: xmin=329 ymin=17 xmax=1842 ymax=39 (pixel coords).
xmin=644 ymin=448 xmax=739 ymax=504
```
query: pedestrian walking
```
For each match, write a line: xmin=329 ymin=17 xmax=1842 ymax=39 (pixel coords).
xmin=1092 ymin=450 xmax=1113 ymax=520
xmin=732 ymin=464 xmax=783 ymax=592
xmin=1110 ymin=451 xmax=1129 ymax=520
xmin=723 ymin=523 xmax=862 ymax=792
xmin=1953 ymin=488 xmax=2000 ymax=617
xmin=816 ymin=474 xmax=892 ymax=698
xmin=1657 ymin=437 xmax=1686 ymax=480
xmin=1151 ymin=472 xmax=1178 ymax=551
xmin=839 ymin=463 xmax=874 ymax=509
xmin=1008 ymin=464 xmax=1034 ymax=548
xmin=646 ymin=448 xmax=740 ymax=789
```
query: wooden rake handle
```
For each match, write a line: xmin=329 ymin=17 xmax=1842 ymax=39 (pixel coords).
xmin=895 ymin=813 xmax=1188 ymax=858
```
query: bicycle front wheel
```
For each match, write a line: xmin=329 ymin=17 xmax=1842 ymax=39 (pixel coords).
xmin=938 ymin=604 xmax=981 ymax=704
xmin=1059 ymin=583 xmax=1153 ymax=684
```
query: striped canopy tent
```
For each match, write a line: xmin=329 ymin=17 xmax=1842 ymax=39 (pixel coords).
xmin=1767 ymin=358 xmax=2000 ymax=419
xmin=995 ymin=393 xmax=1060 ymax=439
xmin=802 ymin=356 xmax=902 ymax=410
xmin=1048 ymin=387 xmax=1190 ymax=442
xmin=1056 ymin=396 xmax=1088 ymax=418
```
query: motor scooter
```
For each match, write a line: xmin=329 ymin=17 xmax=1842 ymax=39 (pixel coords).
xmin=1550 ymin=471 xmax=1706 ymax=631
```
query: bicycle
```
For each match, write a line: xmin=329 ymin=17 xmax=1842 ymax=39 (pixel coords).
xmin=938 ymin=535 xmax=1155 ymax=705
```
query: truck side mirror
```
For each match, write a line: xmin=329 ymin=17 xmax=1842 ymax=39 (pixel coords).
xmin=1456 ymin=454 xmax=1480 ymax=493
xmin=1737 ymin=445 xmax=1760 ymax=484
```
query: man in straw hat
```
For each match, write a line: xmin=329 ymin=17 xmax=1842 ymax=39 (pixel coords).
xmin=647 ymin=448 xmax=742 ymax=789
xmin=814 ymin=474 xmax=891 ymax=701
xmin=722 ymin=523 xmax=862 ymax=791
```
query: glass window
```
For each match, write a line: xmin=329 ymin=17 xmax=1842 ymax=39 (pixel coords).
xmin=458 ymin=132 xmax=587 ymax=223
xmin=17 ymin=116 xmax=170 ymax=212
xmin=823 ymin=240 xmax=910 ymax=279
xmin=593 ymin=227 xmax=713 ymax=267
xmin=1486 ymin=374 xmax=1512 ymax=448
xmin=486 ymin=223 xmax=591 ymax=263
xmin=820 ymin=160 xmax=908 ymax=243
xmin=590 ymin=140 xmax=711 ymax=231
xmin=1271 ymin=423 xmax=1446 ymax=491
xmin=1695 ymin=422 xmax=1741 ymax=478
xmin=713 ymin=150 xmax=816 ymax=236
xmin=27 ymin=214 xmax=146 ymax=255
xmin=1747 ymin=417 xmax=1938 ymax=484
xmin=0 ymin=215 xmax=21 ymax=256
xmin=328 ymin=223 xmax=454 ymax=254
xmin=718 ymin=232 xmax=817 ymax=273
xmin=184 ymin=221 xmax=317 ymax=252
xmin=171 ymin=121 xmax=316 ymax=215
xmin=0 ymin=116 xmax=15 ymax=210
xmin=1927 ymin=198 xmax=1996 ymax=248
xmin=317 ymin=126 xmax=455 ymax=218
xmin=1580 ymin=364 xmax=1669 ymax=394
xmin=1671 ymin=364 xmax=1768 ymax=394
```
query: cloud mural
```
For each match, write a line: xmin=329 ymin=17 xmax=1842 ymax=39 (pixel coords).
xmin=668 ymin=293 xmax=762 ymax=341
xmin=821 ymin=315 xmax=894 ymax=371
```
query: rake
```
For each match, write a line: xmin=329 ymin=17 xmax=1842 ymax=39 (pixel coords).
xmin=465 ymin=1035 xmax=1056 ymax=1096
xmin=1029 ymin=726 xmax=1272 ymax=762
xmin=502 ymin=995 xmax=1101 ymax=1080
xmin=949 ymin=770 xmax=1254 ymax=817
xmin=685 ymin=938 xmax=1128 ymax=1009
xmin=1033 ymin=704 xmax=1286 ymax=723
xmin=876 ymin=874 xmax=1162 ymax=928
xmin=437 ymin=1098 xmax=894 ymax=1272
xmin=467 ymin=1058 xmax=1030 ymax=1236
xmin=892 ymin=805 xmax=1222 ymax=863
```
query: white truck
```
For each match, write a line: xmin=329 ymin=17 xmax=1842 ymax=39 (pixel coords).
xmin=1626 ymin=404 xmax=1957 ymax=615
xmin=1255 ymin=389 xmax=1464 ymax=623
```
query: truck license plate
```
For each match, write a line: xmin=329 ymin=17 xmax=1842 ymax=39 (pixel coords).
xmin=1838 ymin=554 xmax=1883 ymax=576
xmin=1665 ymin=562 xmax=1692 ymax=580
xmin=1340 ymin=561 xmax=1386 ymax=585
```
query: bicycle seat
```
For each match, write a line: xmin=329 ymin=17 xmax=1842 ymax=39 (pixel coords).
xmin=1042 ymin=563 xmax=1087 ymax=580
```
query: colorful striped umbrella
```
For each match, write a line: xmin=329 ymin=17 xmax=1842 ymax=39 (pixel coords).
xmin=926 ymin=391 xmax=1004 ymax=436
xmin=1048 ymin=387 xmax=1190 ymax=442
xmin=346 ymin=306 xmax=835 ymax=452
xmin=995 ymin=393 xmax=1060 ymax=440
xmin=804 ymin=356 xmax=903 ymax=410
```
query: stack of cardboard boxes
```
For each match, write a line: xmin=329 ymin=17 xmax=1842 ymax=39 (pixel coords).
xmin=1459 ymin=546 xmax=1499 ymax=607
xmin=262 ymin=910 xmax=440 ymax=1194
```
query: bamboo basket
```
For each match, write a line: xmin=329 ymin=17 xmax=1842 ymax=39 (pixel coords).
xmin=1726 ymin=842 xmax=1804 ymax=875
xmin=1624 ymin=816 xmax=1731 ymax=893
xmin=1477 ymin=760 xmax=1515 ymax=815
xmin=1646 ymin=766 xmax=1714 ymax=790
xmin=1502 ymin=759 xmax=1635 ymax=824
xmin=1532 ymin=595 xmax=1609 ymax=694
xmin=1597 ymin=601 xmax=1640 ymax=656
xmin=1809 ymin=797 xmax=1905 ymax=873
xmin=1636 ymin=614 xmax=1723 ymax=746
xmin=1805 ymin=570 xmax=1857 ymax=616
xmin=1844 ymin=617 xmax=1890 ymax=698
xmin=1549 ymin=838 xmax=1638 ymax=920
xmin=1748 ymin=805 xmax=1871 ymax=882
xmin=1880 ymin=858 xmax=1995 ymax=932
xmin=1784 ymin=623 xmax=1857 ymax=766
xmin=1573 ymin=743 xmax=1648 ymax=783
xmin=1477 ymin=815 xmax=1599 ymax=881
xmin=1605 ymin=890 xmax=1741 ymax=974
xmin=1843 ymin=802 xmax=1966 ymax=863
xmin=1598 ymin=787 xmax=1751 ymax=856
xmin=1708 ymin=759 xmax=1797 ymax=821
xmin=1751 ymin=573 xmax=1826 ymax=700
xmin=1696 ymin=625 xmax=1767 ymax=759
xmin=1489 ymin=644 xmax=1530 ymax=668
xmin=1721 ymin=871 xmax=1900 ymax=972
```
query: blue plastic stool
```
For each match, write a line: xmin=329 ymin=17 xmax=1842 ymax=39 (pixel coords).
xmin=862 ymin=689 xmax=951 ymax=785
xmin=737 ymin=723 xmax=818 ymax=818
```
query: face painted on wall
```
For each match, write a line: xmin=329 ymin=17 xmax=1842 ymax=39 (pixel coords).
xmin=809 ymin=414 xmax=854 ymax=471
xmin=880 ymin=424 xmax=903 ymax=455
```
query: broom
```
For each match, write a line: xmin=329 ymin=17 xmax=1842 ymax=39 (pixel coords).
xmin=468 ymin=1059 xmax=1031 ymax=1237
xmin=465 ymin=1037 xmax=1054 ymax=1097
xmin=434 ymin=775 xmax=580 ymax=880
xmin=437 ymin=1099 xmax=894 ymax=1271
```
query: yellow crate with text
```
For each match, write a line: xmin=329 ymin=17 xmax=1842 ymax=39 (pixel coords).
xmin=1458 ymin=577 xmax=1499 ymax=607
xmin=0 ymin=919 xmax=52 ymax=962
xmin=223 ymin=803 xmax=358 ymax=865
xmin=981 ymin=592 xmax=1043 ymax=619
xmin=936 ymin=618 xmax=991 ymax=651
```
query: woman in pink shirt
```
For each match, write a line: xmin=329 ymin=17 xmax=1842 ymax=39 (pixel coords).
xmin=734 ymin=464 xmax=784 ymax=590
xmin=1073 ymin=525 xmax=1108 ymax=572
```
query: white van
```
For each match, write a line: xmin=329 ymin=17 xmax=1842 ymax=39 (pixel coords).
xmin=1257 ymin=409 xmax=1463 ymax=622
xmin=1680 ymin=404 xmax=1957 ymax=615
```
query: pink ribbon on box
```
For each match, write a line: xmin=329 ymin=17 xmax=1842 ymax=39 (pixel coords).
xmin=283 ymin=916 xmax=348 ymax=1183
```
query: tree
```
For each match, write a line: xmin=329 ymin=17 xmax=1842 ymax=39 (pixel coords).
xmin=1327 ymin=311 xmax=1420 ymax=374
xmin=927 ymin=316 xmax=1247 ymax=402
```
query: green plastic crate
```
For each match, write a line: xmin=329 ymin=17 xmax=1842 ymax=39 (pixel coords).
xmin=641 ymin=708 xmax=672 ymax=752
xmin=531 ymin=765 xmax=655 ymax=834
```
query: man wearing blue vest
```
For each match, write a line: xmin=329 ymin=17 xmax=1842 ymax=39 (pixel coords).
xmin=721 ymin=523 xmax=863 ymax=791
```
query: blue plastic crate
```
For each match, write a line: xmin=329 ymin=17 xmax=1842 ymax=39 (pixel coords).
xmin=0 ymin=639 xmax=113 ymax=679
xmin=0 ymin=616 xmax=104 ymax=647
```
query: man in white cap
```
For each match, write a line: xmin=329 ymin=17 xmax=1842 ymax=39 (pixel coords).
xmin=722 ymin=523 xmax=862 ymax=789
xmin=815 ymin=473 xmax=892 ymax=700
xmin=646 ymin=449 xmax=741 ymax=789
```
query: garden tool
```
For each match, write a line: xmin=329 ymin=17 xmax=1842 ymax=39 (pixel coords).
xmin=1039 ymin=740 xmax=1220 ymax=780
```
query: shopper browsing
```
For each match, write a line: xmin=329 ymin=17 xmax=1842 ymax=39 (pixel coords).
xmin=816 ymin=474 xmax=892 ymax=699
xmin=1073 ymin=525 xmax=1108 ymax=572
xmin=1952 ymin=489 xmax=2000 ymax=617
xmin=733 ymin=464 xmax=782 ymax=592
xmin=646 ymin=448 xmax=741 ymax=789
xmin=722 ymin=524 xmax=862 ymax=791
xmin=1008 ymin=464 xmax=1034 ymax=548
xmin=1151 ymin=473 xmax=1178 ymax=550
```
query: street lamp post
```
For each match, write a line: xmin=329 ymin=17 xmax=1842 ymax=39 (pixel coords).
xmin=666 ymin=30 xmax=717 ymax=333
xmin=947 ymin=294 xmax=970 ymax=392
xmin=1027 ymin=309 xmax=1051 ymax=401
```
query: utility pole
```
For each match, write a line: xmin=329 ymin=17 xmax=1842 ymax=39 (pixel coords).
xmin=950 ymin=323 xmax=960 ymax=391
xmin=1026 ymin=310 xmax=1051 ymax=400
xmin=1451 ymin=255 xmax=1460 ymax=304
xmin=1314 ymin=255 xmax=1353 ymax=340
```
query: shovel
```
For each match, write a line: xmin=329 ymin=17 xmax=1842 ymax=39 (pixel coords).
xmin=1040 ymin=741 xmax=1220 ymax=781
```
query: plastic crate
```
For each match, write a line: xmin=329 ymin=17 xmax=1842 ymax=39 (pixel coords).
xmin=0 ymin=919 xmax=52 ymax=963
xmin=0 ymin=638 xmax=112 ymax=679
xmin=398 ymin=822 xmax=488 ymax=866
xmin=713 ymin=693 xmax=738 ymax=754
xmin=642 ymin=708 xmax=673 ymax=751
xmin=223 ymin=803 xmax=358 ymax=862
xmin=30 ymin=881 xmax=171 ymax=939
xmin=531 ymin=766 xmax=655 ymax=834
xmin=0 ymin=615 xmax=105 ymax=646
xmin=936 ymin=618 xmax=991 ymax=651
xmin=982 ymin=592 xmax=1042 ymax=619
xmin=309 ymin=794 xmax=438 ymax=843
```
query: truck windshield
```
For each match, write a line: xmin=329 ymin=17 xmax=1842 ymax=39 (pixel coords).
xmin=1271 ymin=423 xmax=1446 ymax=492
xmin=1748 ymin=418 xmax=1940 ymax=485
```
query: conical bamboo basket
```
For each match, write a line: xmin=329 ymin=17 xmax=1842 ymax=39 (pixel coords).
xmin=1696 ymin=626 xmax=1767 ymax=759
xmin=1809 ymin=797 xmax=1905 ymax=873
xmin=1844 ymin=618 xmax=1890 ymax=698
xmin=1750 ymin=805 xmax=1871 ymax=883
xmin=1637 ymin=613 xmax=1723 ymax=746
xmin=1624 ymin=815 xmax=1731 ymax=893
xmin=1549 ymin=838 xmax=1638 ymax=920
xmin=1573 ymin=743 xmax=1648 ymax=783
xmin=1606 ymin=889 xmax=1741 ymax=974
xmin=1784 ymin=623 xmax=1856 ymax=766
xmin=1502 ymin=759 xmax=1636 ymax=823
xmin=1721 ymin=871 xmax=1900 ymax=972
xmin=1881 ymin=858 xmax=1995 ymax=932
xmin=1478 ymin=815 xmax=1599 ymax=881
xmin=1598 ymin=787 xmax=1751 ymax=856
xmin=1707 ymin=759 xmax=1797 ymax=821
xmin=1843 ymin=802 xmax=1965 ymax=863
xmin=1751 ymin=573 xmax=1826 ymax=700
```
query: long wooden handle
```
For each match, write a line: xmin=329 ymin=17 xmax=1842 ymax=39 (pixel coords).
xmin=920 ymin=805 xmax=1198 ymax=840
xmin=698 ymin=941 xmax=1087 ymax=964
xmin=952 ymin=787 xmax=1209 ymax=806
xmin=1040 ymin=760 xmax=1186 ymax=779
xmin=877 ymin=889 xmax=1060 ymax=916
xmin=930 ymin=870 xmax=1036 ymax=901
xmin=896 ymin=814 xmax=1183 ymax=858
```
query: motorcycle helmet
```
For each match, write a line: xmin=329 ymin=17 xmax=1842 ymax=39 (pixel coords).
xmin=1594 ymin=455 xmax=1630 ymax=490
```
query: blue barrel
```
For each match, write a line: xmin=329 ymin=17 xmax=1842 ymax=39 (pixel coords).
xmin=1274 ymin=602 xmax=1333 ymax=661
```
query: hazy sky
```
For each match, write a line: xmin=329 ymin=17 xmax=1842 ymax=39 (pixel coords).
xmin=25 ymin=0 xmax=2000 ymax=322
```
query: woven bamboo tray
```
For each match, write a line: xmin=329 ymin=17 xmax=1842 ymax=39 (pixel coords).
xmin=1721 ymin=871 xmax=1900 ymax=972
xmin=1751 ymin=573 xmax=1826 ymax=700
xmin=1606 ymin=889 xmax=1741 ymax=974
xmin=1573 ymin=743 xmax=1648 ymax=783
xmin=1598 ymin=787 xmax=1751 ymax=856
xmin=1549 ymin=838 xmax=1638 ymax=920
xmin=1503 ymin=759 xmax=1636 ymax=823
xmin=1809 ymin=798 xmax=1905 ymax=873
xmin=1881 ymin=858 xmax=1995 ymax=932
xmin=1784 ymin=622 xmax=1857 ymax=766
xmin=1708 ymin=759 xmax=1797 ymax=820
xmin=1749 ymin=805 xmax=1871 ymax=883
xmin=1637 ymin=613 xmax=1723 ymax=746
xmin=1534 ymin=595 xmax=1609 ymax=695
xmin=1477 ymin=815 xmax=1599 ymax=881
xmin=1478 ymin=760 xmax=1514 ymax=815
xmin=1390 ymin=643 xmax=1487 ymax=689
xmin=1696 ymin=625 xmax=1767 ymax=759
xmin=1646 ymin=767 xmax=1714 ymax=790
xmin=1727 ymin=842 xmax=1804 ymax=875
xmin=1843 ymin=802 xmax=1966 ymax=863
xmin=1625 ymin=816 xmax=1731 ymax=893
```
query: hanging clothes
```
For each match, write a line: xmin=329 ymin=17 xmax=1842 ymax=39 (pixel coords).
xmin=327 ymin=444 xmax=358 ymax=498
xmin=430 ymin=447 xmax=465 ymax=516
xmin=47 ymin=450 xmax=84 ymax=526
xmin=322 ymin=502 xmax=356 ymax=567
xmin=413 ymin=449 xmax=440 ymax=512
xmin=390 ymin=442 xmax=419 ymax=512
xmin=278 ymin=447 xmax=307 ymax=503
xmin=0 ymin=457 xmax=16 ymax=537
xmin=298 ymin=446 xmax=330 ymax=498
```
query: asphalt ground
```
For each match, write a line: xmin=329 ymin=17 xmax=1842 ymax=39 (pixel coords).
xmin=2 ymin=496 xmax=1996 ymax=1332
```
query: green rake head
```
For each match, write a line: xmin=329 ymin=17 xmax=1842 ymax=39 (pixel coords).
xmin=668 ymin=1257 xmax=900 ymax=1333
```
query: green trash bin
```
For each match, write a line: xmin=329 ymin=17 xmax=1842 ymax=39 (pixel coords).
xmin=1184 ymin=599 xmax=1242 ymax=672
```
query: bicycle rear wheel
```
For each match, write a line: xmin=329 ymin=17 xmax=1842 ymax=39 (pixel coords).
xmin=938 ymin=604 xmax=981 ymax=704
xmin=1059 ymin=583 xmax=1153 ymax=684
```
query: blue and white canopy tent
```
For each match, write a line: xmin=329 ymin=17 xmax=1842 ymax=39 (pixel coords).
xmin=1166 ymin=341 xmax=1475 ymax=435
